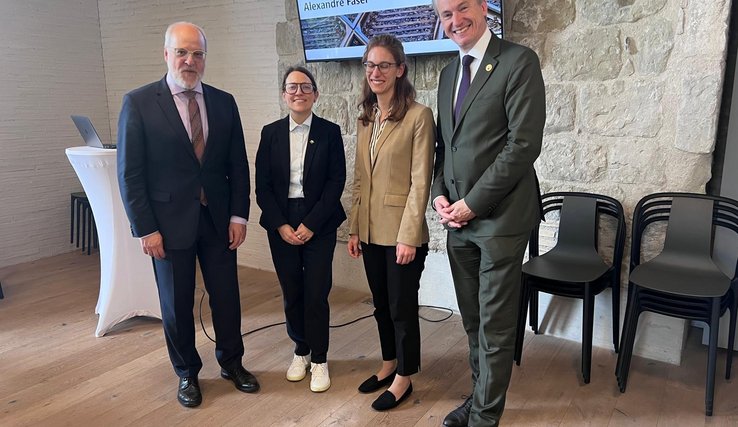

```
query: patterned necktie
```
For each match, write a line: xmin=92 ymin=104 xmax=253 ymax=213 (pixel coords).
xmin=184 ymin=91 xmax=207 ymax=204
xmin=184 ymin=91 xmax=205 ymax=163
xmin=454 ymin=55 xmax=474 ymax=123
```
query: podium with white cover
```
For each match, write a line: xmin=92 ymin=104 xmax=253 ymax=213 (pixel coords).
xmin=66 ymin=146 xmax=161 ymax=337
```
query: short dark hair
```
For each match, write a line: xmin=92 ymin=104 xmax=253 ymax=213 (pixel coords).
xmin=281 ymin=65 xmax=318 ymax=92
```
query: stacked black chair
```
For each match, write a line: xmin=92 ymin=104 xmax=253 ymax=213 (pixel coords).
xmin=514 ymin=192 xmax=626 ymax=384
xmin=616 ymin=192 xmax=738 ymax=416
xmin=70 ymin=191 xmax=98 ymax=255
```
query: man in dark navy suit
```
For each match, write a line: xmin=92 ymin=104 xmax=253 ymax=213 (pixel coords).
xmin=117 ymin=21 xmax=257 ymax=408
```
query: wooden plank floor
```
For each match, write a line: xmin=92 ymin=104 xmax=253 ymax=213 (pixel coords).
xmin=2 ymin=252 xmax=738 ymax=426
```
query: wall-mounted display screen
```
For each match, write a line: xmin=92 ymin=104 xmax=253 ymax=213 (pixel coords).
xmin=296 ymin=0 xmax=503 ymax=62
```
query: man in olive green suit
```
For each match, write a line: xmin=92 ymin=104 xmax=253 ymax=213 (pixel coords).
xmin=431 ymin=0 xmax=545 ymax=426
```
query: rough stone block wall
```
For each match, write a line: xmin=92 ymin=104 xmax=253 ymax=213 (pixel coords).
xmin=277 ymin=0 xmax=732 ymax=363
xmin=278 ymin=0 xmax=731 ymax=259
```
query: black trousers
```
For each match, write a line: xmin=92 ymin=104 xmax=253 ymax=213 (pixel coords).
xmin=361 ymin=242 xmax=428 ymax=376
xmin=267 ymin=198 xmax=336 ymax=364
xmin=152 ymin=205 xmax=244 ymax=378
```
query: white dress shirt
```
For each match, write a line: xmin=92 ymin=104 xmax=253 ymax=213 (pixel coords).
xmin=288 ymin=113 xmax=313 ymax=198
xmin=453 ymin=29 xmax=493 ymax=108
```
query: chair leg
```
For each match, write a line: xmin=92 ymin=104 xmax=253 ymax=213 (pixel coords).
xmin=611 ymin=275 xmax=620 ymax=353
xmin=0 ymin=281 xmax=4 ymax=299
xmin=530 ymin=290 xmax=539 ymax=334
xmin=70 ymin=194 xmax=74 ymax=244
xmin=616 ymin=285 xmax=639 ymax=391
xmin=87 ymin=208 xmax=93 ymax=255
xmin=81 ymin=203 xmax=87 ymax=253
xmin=92 ymin=215 xmax=98 ymax=249
xmin=705 ymin=298 xmax=719 ymax=416
xmin=76 ymin=201 xmax=82 ymax=248
xmin=582 ymin=283 xmax=594 ymax=384
xmin=727 ymin=290 xmax=736 ymax=380
xmin=514 ymin=276 xmax=530 ymax=365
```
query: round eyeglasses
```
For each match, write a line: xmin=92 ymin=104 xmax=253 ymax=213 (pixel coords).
xmin=284 ymin=83 xmax=316 ymax=94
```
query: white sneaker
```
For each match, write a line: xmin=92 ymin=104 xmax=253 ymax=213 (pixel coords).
xmin=286 ymin=354 xmax=311 ymax=381
xmin=310 ymin=362 xmax=331 ymax=392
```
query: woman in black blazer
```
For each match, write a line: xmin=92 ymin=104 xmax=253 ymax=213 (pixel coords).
xmin=255 ymin=66 xmax=346 ymax=393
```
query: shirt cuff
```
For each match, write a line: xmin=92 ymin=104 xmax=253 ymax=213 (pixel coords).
xmin=230 ymin=215 xmax=247 ymax=225
xmin=432 ymin=196 xmax=444 ymax=211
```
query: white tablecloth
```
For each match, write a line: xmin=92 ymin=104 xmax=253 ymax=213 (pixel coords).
xmin=66 ymin=146 xmax=161 ymax=337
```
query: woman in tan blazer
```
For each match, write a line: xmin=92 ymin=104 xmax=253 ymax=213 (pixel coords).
xmin=347 ymin=34 xmax=435 ymax=411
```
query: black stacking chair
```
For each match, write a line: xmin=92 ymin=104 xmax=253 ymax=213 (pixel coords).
xmin=70 ymin=192 xmax=87 ymax=246
xmin=616 ymin=192 xmax=738 ymax=416
xmin=514 ymin=192 xmax=626 ymax=384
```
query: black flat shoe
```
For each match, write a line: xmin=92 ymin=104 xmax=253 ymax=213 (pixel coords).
xmin=443 ymin=396 xmax=472 ymax=427
xmin=358 ymin=371 xmax=396 ymax=393
xmin=177 ymin=376 xmax=202 ymax=408
xmin=371 ymin=382 xmax=413 ymax=411
xmin=221 ymin=365 xmax=260 ymax=393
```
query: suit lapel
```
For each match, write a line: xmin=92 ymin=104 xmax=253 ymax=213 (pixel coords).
xmin=155 ymin=78 xmax=199 ymax=164
xmin=454 ymin=36 xmax=501 ymax=133
xmin=357 ymin=121 xmax=373 ymax=177
xmin=277 ymin=116 xmax=291 ymax=186
xmin=370 ymin=119 xmax=399 ymax=169
xmin=201 ymin=85 xmax=216 ymax=165
xmin=303 ymin=115 xmax=320 ymax=181
xmin=440 ymin=58 xmax=458 ymax=133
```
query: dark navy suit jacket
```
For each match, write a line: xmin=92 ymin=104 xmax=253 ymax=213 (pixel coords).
xmin=255 ymin=114 xmax=346 ymax=236
xmin=117 ymin=76 xmax=250 ymax=250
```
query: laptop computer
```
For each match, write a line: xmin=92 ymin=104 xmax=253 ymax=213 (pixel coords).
xmin=71 ymin=115 xmax=116 ymax=149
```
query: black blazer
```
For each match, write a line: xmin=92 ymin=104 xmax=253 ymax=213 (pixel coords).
xmin=255 ymin=114 xmax=346 ymax=236
xmin=117 ymin=77 xmax=250 ymax=249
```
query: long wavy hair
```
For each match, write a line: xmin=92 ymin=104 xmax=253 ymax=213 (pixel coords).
xmin=358 ymin=34 xmax=416 ymax=126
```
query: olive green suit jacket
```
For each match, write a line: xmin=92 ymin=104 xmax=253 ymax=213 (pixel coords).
xmin=431 ymin=33 xmax=545 ymax=236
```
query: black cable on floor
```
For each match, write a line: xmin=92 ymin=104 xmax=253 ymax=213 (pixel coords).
xmin=198 ymin=289 xmax=455 ymax=343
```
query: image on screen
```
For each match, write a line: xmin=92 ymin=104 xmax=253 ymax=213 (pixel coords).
xmin=296 ymin=0 xmax=503 ymax=62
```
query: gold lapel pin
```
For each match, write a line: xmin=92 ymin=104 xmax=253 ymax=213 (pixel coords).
xmin=485 ymin=64 xmax=493 ymax=72
xmin=309 ymin=139 xmax=315 ymax=144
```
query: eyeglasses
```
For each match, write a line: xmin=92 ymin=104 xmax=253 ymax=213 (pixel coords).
xmin=284 ymin=83 xmax=316 ymax=94
xmin=363 ymin=61 xmax=400 ymax=73
xmin=168 ymin=47 xmax=207 ymax=61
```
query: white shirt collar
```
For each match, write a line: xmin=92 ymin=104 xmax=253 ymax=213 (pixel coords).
xmin=166 ymin=72 xmax=203 ymax=96
xmin=459 ymin=29 xmax=492 ymax=62
xmin=289 ymin=113 xmax=313 ymax=132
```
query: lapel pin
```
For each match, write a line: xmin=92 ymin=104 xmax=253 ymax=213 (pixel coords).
xmin=485 ymin=64 xmax=493 ymax=72
xmin=309 ymin=139 xmax=315 ymax=144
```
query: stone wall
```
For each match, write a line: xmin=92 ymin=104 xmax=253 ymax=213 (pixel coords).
xmin=278 ymin=0 xmax=730 ymax=243
xmin=276 ymin=0 xmax=732 ymax=363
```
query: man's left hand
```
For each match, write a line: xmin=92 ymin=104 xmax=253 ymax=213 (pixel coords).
xmin=440 ymin=199 xmax=476 ymax=224
xmin=228 ymin=223 xmax=247 ymax=250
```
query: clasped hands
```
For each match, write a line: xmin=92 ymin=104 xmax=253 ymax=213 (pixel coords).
xmin=434 ymin=196 xmax=476 ymax=229
xmin=278 ymin=223 xmax=314 ymax=246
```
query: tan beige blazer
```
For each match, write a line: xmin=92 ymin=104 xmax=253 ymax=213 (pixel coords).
xmin=348 ymin=101 xmax=435 ymax=247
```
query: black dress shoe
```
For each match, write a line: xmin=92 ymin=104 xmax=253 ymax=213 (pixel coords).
xmin=358 ymin=371 xmax=396 ymax=393
xmin=371 ymin=382 xmax=413 ymax=411
xmin=177 ymin=376 xmax=202 ymax=408
xmin=443 ymin=397 xmax=472 ymax=427
xmin=221 ymin=365 xmax=260 ymax=393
